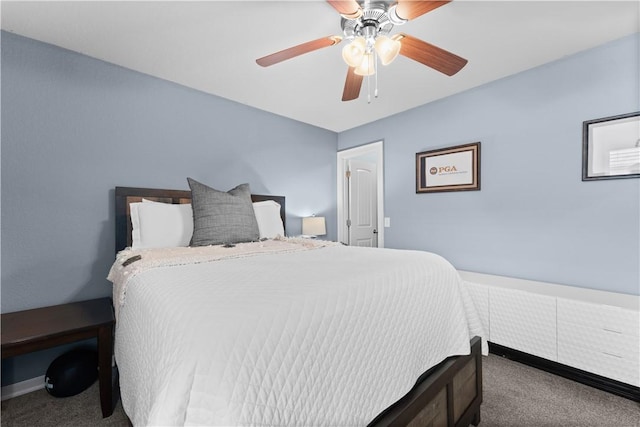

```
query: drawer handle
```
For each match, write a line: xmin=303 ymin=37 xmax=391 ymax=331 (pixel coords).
xmin=601 ymin=351 xmax=623 ymax=359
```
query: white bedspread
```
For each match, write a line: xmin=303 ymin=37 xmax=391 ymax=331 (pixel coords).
xmin=109 ymin=240 xmax=485 ymax=426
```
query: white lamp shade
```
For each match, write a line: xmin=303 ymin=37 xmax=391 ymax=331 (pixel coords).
xmin=374 ymin=35 xmax=401 ymax=66
xmin=342 ymin=37 xmax=366 ymax=68
xmin=302 ymin=216 xmax=326 ymax=236
xmin=354 ymin=52 xmax=375 ymax=76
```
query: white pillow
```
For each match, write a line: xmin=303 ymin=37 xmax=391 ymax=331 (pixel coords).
xmin=252 ymin=200 xmax=285 ymax=239
xmin=130 ymin=200 xmax=194 ymax=249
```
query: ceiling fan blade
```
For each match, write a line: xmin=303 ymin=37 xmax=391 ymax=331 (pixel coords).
xmin=394 ymin=0 xmax=451 ymax=21
xmin=396 ymin=33 xmax=467 ymax=76
xmin=256 ymin=36 xmax=342 ymax=67
xmin=342 ymin=67 xmax=363 ymax=101
xmin=326 ymin=0 xmax=362 ymax=19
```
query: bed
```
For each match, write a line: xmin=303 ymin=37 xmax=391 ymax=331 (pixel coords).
xmin=109 ymin=185 xmax=485 ymax=426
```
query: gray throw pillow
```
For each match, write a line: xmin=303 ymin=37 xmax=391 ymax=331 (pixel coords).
xmin=187 ymin=178 xmax=260 ymax=246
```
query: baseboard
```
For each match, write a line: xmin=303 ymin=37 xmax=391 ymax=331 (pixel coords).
xmin=1 ymin=375 xmax=45 ymax=401
xmin=489 ymin=342 xmax=640 ymax=403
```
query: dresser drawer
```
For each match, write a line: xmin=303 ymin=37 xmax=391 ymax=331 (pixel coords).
xmin=490 ymin=287 xmax=556 ymax=361
xmin=557 ymin=298 xmax=639 ymax=337
xmin=558 ymin=320 xmax=639 ymax=359
xmin=558 ymin=340 xmax=640 ymax=387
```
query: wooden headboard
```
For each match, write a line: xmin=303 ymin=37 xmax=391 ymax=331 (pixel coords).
xmin=115 ymin=186 xmax=286 ymax=253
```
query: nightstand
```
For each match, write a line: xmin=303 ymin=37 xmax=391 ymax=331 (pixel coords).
xmin=1 ymin=298 xmax=115 ymax=417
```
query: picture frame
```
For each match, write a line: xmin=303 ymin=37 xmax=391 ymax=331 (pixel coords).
xmin=582 ymin=111 xmax=640 ymax=181
xmin=416 ymin=142 xmax=480 ymax=193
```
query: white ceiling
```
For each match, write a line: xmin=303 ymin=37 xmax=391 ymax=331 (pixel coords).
xmin=1 ymin=1 xmax=638 ymax=132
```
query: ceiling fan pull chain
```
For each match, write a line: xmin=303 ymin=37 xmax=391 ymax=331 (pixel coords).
xmin=367 ymin=73 xmax=371 ymax=104
xmin=374 ymin=50 xmax=379 ymax=98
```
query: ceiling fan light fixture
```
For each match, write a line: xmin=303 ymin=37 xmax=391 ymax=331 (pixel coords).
xmin=354 ymin=52 xmax=375 ymax=76
xmin=342 ymin=36 xmax=366 ymax=67
xmin=374 ymin=35 xmax=401 ymax=66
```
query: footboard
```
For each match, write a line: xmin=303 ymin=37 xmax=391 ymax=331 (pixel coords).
xmin=370 ymin=336 xmax=483 ymax=427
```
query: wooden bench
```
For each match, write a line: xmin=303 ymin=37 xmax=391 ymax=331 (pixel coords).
xmin=1 ymin=297 xmax=115 ymax=417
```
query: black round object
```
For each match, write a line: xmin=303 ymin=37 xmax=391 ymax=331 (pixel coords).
xmin=45 ymin=349 xmax=98 ymax=397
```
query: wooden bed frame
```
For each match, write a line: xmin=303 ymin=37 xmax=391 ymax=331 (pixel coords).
xmin=113 ymin=186 xmax=482 ymax=426
xmin=370 ymin=336 xmax=482 ymax=427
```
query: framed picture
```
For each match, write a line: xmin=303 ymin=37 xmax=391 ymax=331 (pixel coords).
xmin=416 ymin=142 xmax=480 ymax=193
xmin=582 ymin=111 xmax=640 ymax=181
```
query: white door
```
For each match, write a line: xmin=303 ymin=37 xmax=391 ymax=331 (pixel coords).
xmin=347 ymin=159 xmax=378 ymax=247
xmin=337 ymin=140 xmax=384 ymax=247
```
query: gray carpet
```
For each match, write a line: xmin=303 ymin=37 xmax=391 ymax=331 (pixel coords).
xmin=2 ymin=355 xmax=639 ymax=426
xmin=481 ymin=355 xmax=639 ymax=427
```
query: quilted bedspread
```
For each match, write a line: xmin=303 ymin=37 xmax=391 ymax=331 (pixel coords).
xmin=109 ymin=240 xmax=485 ymax=426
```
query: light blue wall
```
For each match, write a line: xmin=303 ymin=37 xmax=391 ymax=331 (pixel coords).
xmin=339 ymin=33 xmax=640 ymax=296
xmin=1 ymin=31 xmax=337 ymax=384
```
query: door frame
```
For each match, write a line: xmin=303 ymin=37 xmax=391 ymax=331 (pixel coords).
xmin=337 ymin=140 xmax=385 ymax=247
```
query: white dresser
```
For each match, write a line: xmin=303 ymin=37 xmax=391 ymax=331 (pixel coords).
xmin=459 ymin=271 xmax=640 ymax=388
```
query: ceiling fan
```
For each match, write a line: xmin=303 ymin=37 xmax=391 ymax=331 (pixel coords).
xmin=256 ymin=0 xmax=468 ymax=102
